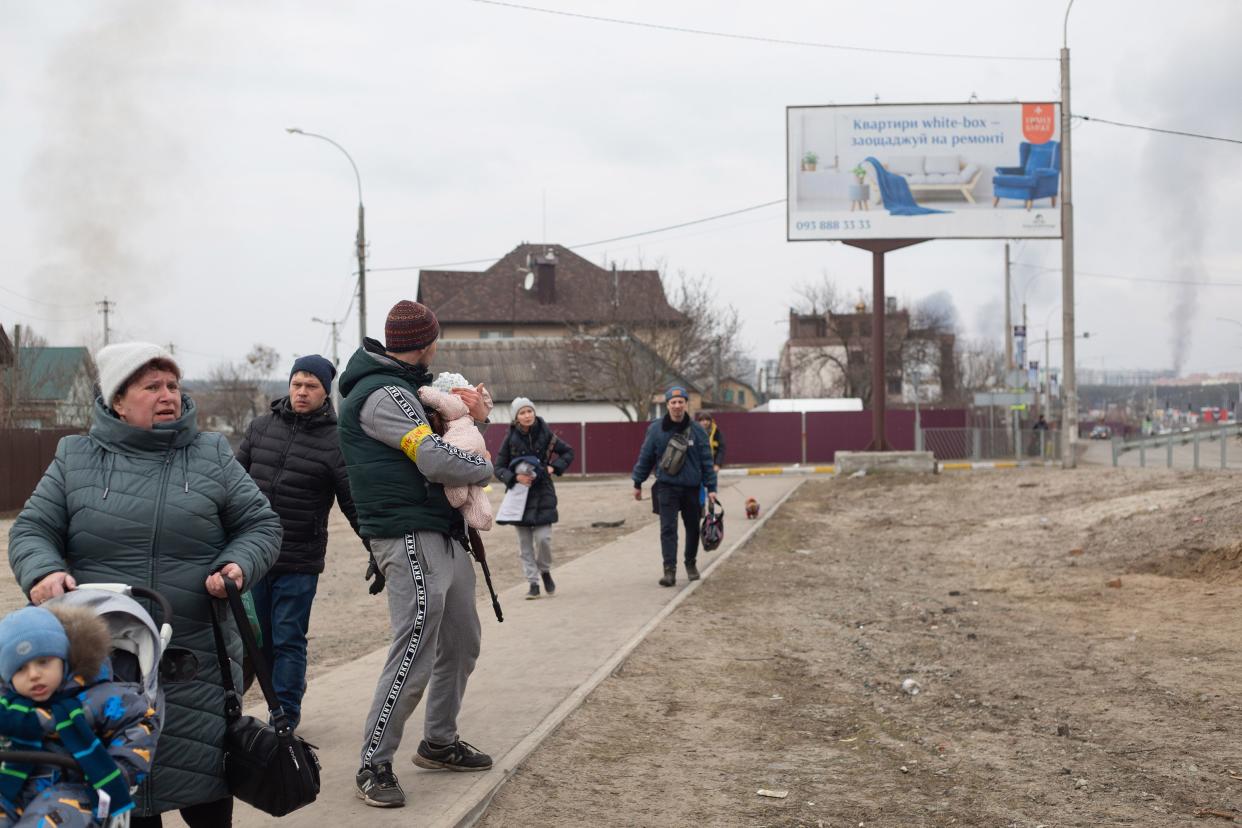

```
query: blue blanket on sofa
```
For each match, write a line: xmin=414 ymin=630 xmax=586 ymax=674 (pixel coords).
xmin=864 ymin=157 xmax=948 ymax=216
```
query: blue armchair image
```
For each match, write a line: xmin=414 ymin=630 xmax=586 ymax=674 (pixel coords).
xmin=992 ymin=141 xmax=1060 ymax=209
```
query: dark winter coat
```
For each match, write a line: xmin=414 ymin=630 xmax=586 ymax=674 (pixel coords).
xmin=236 ymin=396 xmax=361 ymax=574
xmin=494 ymin=418 xmax=574 ymax=527
xmin=7 ymin=396 xmax=281 ymax=816
xmin=631 ymin=414 xmax=718 ymax=491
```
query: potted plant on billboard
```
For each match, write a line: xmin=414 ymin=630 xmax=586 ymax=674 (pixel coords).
xmin=849 ymin=164 xmax=870 ymax=211
xmin=802 ymin=151 xmax=818 ymax=172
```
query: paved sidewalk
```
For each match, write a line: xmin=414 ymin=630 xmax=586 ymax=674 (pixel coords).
xmin=213 ymin=475 xmax=803 ymax=827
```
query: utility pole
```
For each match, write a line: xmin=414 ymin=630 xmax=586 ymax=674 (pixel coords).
xmin=1061 ymin=3 xmax=1078 ymax=468
xmin=96 ymin=297 xmax=114 ymax=346
xmin=166 ymin=343 xmax=176 ymax=356
xmin=312 ymin=316 xmax=342 ymax=411
xmin=1004 ymin=243 xmax=1012 ymax=371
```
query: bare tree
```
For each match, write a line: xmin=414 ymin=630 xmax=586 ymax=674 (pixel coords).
xmin=953 ymin=337 xmax=1006 ymax=400
xmin=196 ymin=344 xmax=279 ymax=435
xmin=570 ymin=270 xmax=746 ymax=420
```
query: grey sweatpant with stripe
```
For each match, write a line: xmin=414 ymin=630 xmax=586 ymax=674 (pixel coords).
xmin=359 ymin=530 xmax=481 ymax=768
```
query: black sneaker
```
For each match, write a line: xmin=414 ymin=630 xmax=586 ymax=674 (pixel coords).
xmin=685 ymin=563 xmax=700 ymax=581
xmin=356 ymin=762 xmax=405 ymax=807
xmin=658 ymin=567 xmax=676 ymax=587
xmin=526 ymin=583 xmax=540 ymax=600
xmin=540 ymin=570 xmax=556 ymax=595
xmin=413 ymin=738 xmax=493 ymax=772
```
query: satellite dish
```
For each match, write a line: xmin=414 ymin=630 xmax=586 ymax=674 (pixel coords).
xmin=523 ymin=272 xmax=535 ymax=291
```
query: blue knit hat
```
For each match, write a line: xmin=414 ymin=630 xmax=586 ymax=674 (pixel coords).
xmin=0 ymin=606 xmax=69 ymax=683
xmin=290 ymin=354 xmax=337 ymax=394
xmin=664 ymin=385 xmax=688 ymax=401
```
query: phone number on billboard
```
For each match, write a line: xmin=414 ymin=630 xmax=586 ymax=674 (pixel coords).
xmin=795 ymin=220 xmax=871 ymax=231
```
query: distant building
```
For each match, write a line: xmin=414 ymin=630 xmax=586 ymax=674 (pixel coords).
xmin=434 ymin=337 xmax=700 ymax=423
xmin=0 ymin=328 xmax=96 ymax=428
xmin=777 ymin=304 xmax=955 ymax=404
xmin=418 ymin=243 xmax=695 ymax=421
xmin=711 ymin=376 xmax=759 ymax=411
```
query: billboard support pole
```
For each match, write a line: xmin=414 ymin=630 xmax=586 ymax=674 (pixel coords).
xmin=843 ymin=239 xmax=928 ymax=451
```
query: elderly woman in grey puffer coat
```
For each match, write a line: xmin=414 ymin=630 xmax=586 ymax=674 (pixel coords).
xmin=8 ymin=342 xmax=281 ymax=828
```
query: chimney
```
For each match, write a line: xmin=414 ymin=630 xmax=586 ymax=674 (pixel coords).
xmin=534 ymin=247 xmax=557 ymax=305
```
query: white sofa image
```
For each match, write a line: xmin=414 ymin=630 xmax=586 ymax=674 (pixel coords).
xmin=877 ymin=155 xmax=982 ymax=203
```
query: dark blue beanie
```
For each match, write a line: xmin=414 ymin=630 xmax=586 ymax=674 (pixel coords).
xmin=290 ymin=354 xmax=336 ymax=394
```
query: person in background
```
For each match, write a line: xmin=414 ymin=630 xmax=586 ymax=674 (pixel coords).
xmin=631 ymin=386 xmax=717 ymax=587
xmin=237 ymin=353 xmax=364 ymax=730
xmin=494 ymin=397 xmax=574 ymax=599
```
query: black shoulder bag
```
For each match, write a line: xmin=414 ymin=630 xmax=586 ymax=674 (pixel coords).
xmin=210 ymin=579 xmax=321 ymax=817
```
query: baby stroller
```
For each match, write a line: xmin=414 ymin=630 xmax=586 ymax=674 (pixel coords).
xmin=0 ymin=584 xmax=191 ymax=828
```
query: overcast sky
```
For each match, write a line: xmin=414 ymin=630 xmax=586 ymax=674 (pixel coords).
xmin=2 ymin=0 xmax=1240 ymax=381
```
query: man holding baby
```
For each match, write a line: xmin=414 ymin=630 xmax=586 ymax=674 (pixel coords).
xmin=337 ymin=299 xmax=496 ymax=809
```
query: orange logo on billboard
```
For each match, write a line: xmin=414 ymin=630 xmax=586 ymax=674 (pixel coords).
xmin=1022 ymin=103 xmax=1056 ymax=144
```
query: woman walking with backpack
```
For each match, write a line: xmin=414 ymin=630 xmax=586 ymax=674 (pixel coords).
xmin=495 ymin=398 xmax=574 ymax=599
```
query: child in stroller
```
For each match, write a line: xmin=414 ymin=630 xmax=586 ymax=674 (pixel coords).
xmin=0 ymin=586 xmax=170 ymax=827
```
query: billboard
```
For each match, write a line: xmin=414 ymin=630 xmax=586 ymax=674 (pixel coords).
xmin=787 ymin=102 xmax=1062 ymax=241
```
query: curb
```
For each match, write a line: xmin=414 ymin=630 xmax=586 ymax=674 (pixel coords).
xmin=448 ymin=478 xmax=808 ymax=828
xmin=939 ymin=460 xmax=1054 ymax=471
xmin=719 ymin=465 xmax=834 ymax=477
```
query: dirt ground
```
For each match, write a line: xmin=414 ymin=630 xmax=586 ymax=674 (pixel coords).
xmin=7 ymin=467 xmax=1242 ymax=825
xmin=476 ymin=468 xmax=1242 ymax=827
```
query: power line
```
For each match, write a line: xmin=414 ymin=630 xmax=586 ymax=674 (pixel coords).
xmin=1013 ymin=261 xmax=1242 ymax=288
xmin=369 ymin=198 xmax=788 ymax=274
xmin=0 ymin=299 xmax=95 ymax=324
xmin=0 ymin=284 xmax=94 ymax=309
xmin=470 ymin=0 xmax=1055 ymax=62
xmin=1074 ymin=114 xmax=1242 ymax=146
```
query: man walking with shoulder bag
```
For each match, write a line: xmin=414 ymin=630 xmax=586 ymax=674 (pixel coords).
xmin=631 ymin=385 xmax=718 ymax=587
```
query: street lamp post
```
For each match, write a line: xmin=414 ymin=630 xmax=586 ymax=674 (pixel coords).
xmin=287 ymin=128 xmax=367 ymax=346
xmin=1061 ymin=0 xmax=1078 ymax=468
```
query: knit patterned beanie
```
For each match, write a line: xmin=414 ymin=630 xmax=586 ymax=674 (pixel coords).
xmin=385 ymin=300 xmax=440 ymax=352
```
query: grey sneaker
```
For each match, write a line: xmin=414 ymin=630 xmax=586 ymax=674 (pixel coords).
xmin=356 ymin=762 xmax=405 ymax=808
xmin=413 ymin=738 xmax=493 ymax=772
xmin=540 ymin=570 xmax=556 ymax=595
xmin=685 ymin=563 xmax=700 ymax=581
xmin=526 ymin=583 xmax=541 ymax=600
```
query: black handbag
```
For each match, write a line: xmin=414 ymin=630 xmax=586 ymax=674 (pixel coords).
xmin=210 ymin=579 xmax=321 ymax=817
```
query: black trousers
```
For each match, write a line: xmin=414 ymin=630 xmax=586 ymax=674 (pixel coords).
xmin=656 ymin=483 xmax=701 ymax=569
xmin=131 ymin=798 xmax=233 ymax=828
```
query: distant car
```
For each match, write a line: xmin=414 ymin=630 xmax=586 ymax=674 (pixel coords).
xmin=1089 ymin=424 xmax=1111 ymax=440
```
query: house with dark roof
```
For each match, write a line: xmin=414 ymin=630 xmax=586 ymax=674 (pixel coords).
xmin=417 ymin=244 xmax=684 ymax=340
xmin=434 ymin=337 xmax=700 ymax=423
xmin=418 ymin=244 xmax=696 ymax=421
xmin=1 ymin=340 xmax=96 ymax=428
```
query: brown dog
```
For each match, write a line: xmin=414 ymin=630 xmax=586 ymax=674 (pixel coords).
xmin=745 ymin=497 xmax=760 ymax=520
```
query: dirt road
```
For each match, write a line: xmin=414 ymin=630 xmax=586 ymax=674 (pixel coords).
xmin=478 ymin=468 xmax=1242 ymax=827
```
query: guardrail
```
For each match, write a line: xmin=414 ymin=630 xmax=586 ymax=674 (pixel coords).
xmin=921 ymin=427 xmax=1061 ymax=462
xmin=1110 ymin=422 xmax=1242 ymax=469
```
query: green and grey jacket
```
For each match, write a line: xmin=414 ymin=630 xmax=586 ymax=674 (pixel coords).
xmin=338 ymin=339 xmax=493 ymax=538
xmin=7 ymin=396 xmax=281 ymax=816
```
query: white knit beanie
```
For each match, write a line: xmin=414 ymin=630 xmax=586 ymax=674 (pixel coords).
xmin=96 ymin=342 xmax=178 ymax=405
xmin=510 ymin=396 xmax=536 ymax=421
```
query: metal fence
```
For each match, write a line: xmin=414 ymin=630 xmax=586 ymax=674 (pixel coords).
xmin=921 ymin=427 xmax=1062 ymax=462
xmin=1110 ymin=423 xmax=1242 ymax=470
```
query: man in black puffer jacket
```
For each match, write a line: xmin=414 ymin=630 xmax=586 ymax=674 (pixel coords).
xmin=236 ymin=354 xmax=363 ymax=729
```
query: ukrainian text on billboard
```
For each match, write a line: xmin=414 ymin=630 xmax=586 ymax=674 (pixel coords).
xmin=787 ymin=102 xmax=1062 ymax=241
